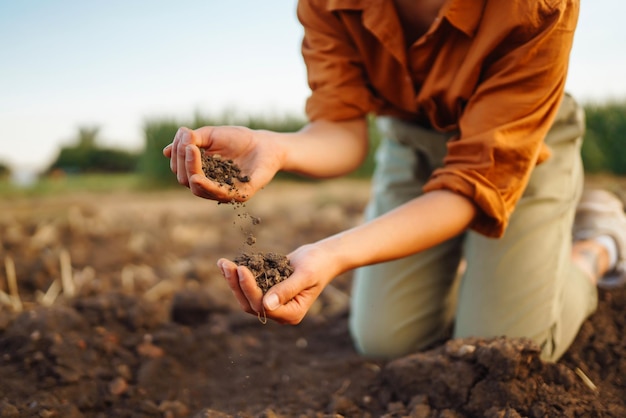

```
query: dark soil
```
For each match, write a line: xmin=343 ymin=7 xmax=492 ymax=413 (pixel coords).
xmin=233 ymin=252 xmax=294 ymax=294
xmin=0 ymin=179 xmax=625 ymax=417
xmin=201 ymin=151 xmax=250 ymax=191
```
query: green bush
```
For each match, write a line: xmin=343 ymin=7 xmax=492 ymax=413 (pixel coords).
xmin=49 ymin=147 xmax=138 ymax=174
xmin=138 ymin=119 xmax=181 ymax=187
xmin=46 ymin=127 xmax=139 ymax=174
xmin=582 ymin=100 xmax=626 ymax=175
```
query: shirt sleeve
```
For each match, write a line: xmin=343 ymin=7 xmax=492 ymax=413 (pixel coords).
xmin=423 ymin=0 xmax=580 ymax=238
xmin=297 ymin=0 xmax=378 ymax=121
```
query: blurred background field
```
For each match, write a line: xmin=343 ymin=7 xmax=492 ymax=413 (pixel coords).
xmin=1 ymin=100 xmax=625 ymax=198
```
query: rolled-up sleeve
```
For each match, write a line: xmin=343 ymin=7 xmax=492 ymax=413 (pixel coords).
xmin=297 ymin=0 xmax=377 ymax=121
xmin=423 ymin=0 xmax=579 ymax=237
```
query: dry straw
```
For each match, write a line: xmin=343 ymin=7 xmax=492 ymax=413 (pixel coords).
xmin=59 ymin=249 xmax=76 ymax=298
xmin=4 ymin=256 xmax=23 ymax=312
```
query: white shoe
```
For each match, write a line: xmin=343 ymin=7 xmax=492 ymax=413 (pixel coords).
xmin=573 ymin=189 xmax=626 ymax=289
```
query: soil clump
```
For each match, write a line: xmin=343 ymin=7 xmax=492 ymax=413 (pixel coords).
xmin=201 ymin=151 xmax=250 ymax=191
xmin=233 ymin=252 xmax=294 ymax=293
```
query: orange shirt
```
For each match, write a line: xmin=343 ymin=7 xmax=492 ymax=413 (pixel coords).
xmin=297 ymin=0 xmax=579 ymax=237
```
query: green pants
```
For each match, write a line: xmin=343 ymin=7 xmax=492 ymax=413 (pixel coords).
xmin=349 ymin=94 xmax=598 ymax=362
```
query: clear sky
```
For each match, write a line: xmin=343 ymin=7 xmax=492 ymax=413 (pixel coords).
xmin=1 ymin=0 xmax=625 ymax=173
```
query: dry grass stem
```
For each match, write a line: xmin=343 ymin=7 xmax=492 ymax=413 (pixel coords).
xmin=4 ymin=256 xmax=23 ymax=312
xmin=41 ymin=279 xmax=62 ymax=306
xmin=60 ymin=249 xmax=76 ymax=298
xmin=575 ymin=367 xmax=598 ymax=392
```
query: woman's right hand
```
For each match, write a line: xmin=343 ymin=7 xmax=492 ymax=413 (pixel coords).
xmin=217 ymin=241 xmax=342 ymax=325
xmin=163 ymin=126 xmax=285 ymax=202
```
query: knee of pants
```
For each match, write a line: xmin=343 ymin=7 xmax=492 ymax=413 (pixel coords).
xmin=349 ymin=317 xmax=415 ymax=359
xmin=349 ymin=312 xmax=445 ymax=359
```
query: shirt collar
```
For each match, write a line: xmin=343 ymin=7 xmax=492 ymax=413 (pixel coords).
xmin=326 ymin=0 xmax=486 ymax=39
xmin=444 ymin=0 xmax=485 ymax=37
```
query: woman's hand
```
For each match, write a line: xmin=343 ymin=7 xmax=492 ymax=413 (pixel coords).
xmin=216 ymin=190 xmax=477 ymax=324
xmin=163 ymin=126 xmax=284 ymax=202
xmin=163 ymin=118 xmax=369 ymax=202
xmin=217 ymin=243 xmax=341 ymax=325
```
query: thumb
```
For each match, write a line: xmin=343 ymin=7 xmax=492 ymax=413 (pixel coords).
xmin=263 ymin=275 xmax=302 ymax=312
xmin=262 ymin=273 xmax=320 ymax=325
xmin=263 ymin=273 xmax=305 ymax=311
xmin=263 ymin=292 xmax=281 ymax=312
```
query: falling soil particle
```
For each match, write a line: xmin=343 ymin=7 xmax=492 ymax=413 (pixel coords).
xmin=234 ymin=252 xmax=294 ymax=293
xmin=245 ymin=233 xmax=256 ymax=246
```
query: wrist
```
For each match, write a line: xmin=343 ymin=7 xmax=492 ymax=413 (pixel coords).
xmin=256 ymin=129 xmax=290 ymax=174
xmin=272 ymin=132 xmax=299 ymax=173
xmin=315 ymin=232 xmax=359 ymax=278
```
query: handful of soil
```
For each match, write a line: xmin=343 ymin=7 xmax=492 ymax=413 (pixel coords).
xmin=202 ymin=151 xmax=293 ymax=294
xmin=234 ymin=252 xmax=294 ymax=294
xmin=201 ymin=151 xmax=250 ymax=190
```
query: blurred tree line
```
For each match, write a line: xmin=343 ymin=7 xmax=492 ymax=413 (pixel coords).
xmin=46 ymin=127 xmax=138 ymax=175
xmin=40 ymin=99 xmax=624 ymax=186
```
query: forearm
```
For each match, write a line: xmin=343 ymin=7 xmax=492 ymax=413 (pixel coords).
xmin=319 ymin=190 xmax=477 ymax=276
xmin=274 ymin=118 xmax=369 ymax=178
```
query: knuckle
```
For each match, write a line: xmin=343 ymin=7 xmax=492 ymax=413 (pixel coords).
xmin=174 ymin=127 xmax=185 ymax=140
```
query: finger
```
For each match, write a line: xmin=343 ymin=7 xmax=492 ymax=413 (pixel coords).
xmin=163 ymin=143 xmax=172 ymax=158
xmin=171 ymin=128 xmax=183 ymax=174
xmin=188 ymin=174 xmax=241 ymax=202
xmin=217 ymin=259 xmax=254 ymax=313
xmin=236 ymin=265 xmax=264 ymax=313
xmin=185 ymin=144 xmax=203 ymax=180
xmin=192 ymin=126 xmax=219 ymax=149
xmin=176 ymin=128 xmax=192 ymax=186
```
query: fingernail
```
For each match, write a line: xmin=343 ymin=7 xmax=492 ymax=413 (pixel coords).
xmin=185 ymin=145 xmax=194 ymax=161
xmin=217 ymin=261 xmax=230 ymax=280
xmin=181 ymin=130 xmax=190 ymax=144
xmin=264 ymin=293 xmax=280 ymax=311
